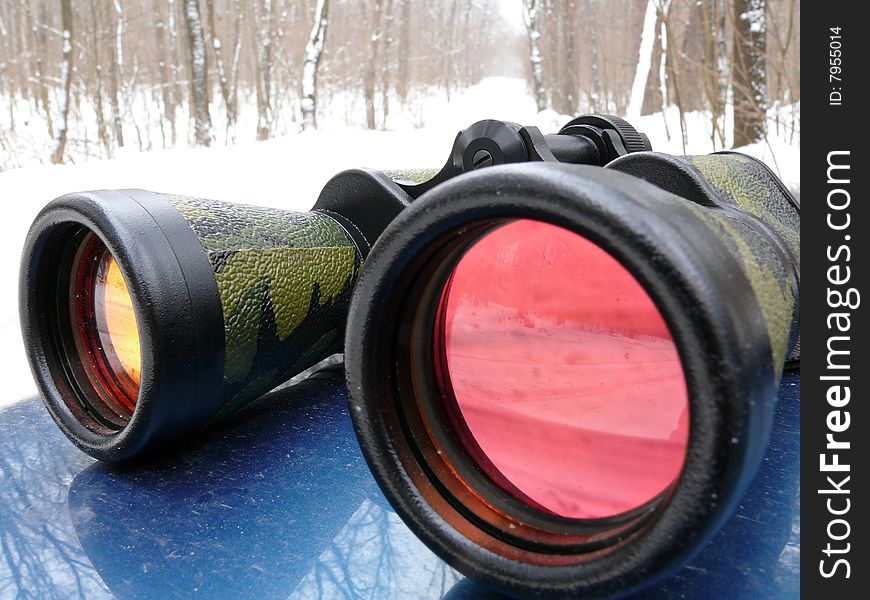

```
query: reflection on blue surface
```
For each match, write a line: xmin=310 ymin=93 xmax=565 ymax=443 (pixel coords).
xmin=0 ymin=394 xmax=108 ymax=598
xmin=0 ymin=368 xmax=799 ymax=599
xmin=636 ymin=371 xmax=800 ymax=599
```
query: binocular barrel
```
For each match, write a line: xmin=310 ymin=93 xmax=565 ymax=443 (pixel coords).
xmin=345 ymin=151 xmax=798 ymax=597
xmin=19 ymin=116 xmax=798 ymax=597
xmin=20 ymin=190 xmax=364 ymax=460
xmin=19 ymin=116 xmax=643 ymax=461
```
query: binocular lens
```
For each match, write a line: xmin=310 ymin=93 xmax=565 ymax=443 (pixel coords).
xmin=69 ymin=232 xmax=141 ymax=418
xmin=435 ymin=220 xmax=689 ymax=519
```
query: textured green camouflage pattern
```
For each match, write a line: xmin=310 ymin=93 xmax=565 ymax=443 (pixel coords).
xmin=679 ymin=154 xmax=800 ymax=373
xmin=382 ymin=168 xmax=441 ymax=185
xmin=686 ymin=153 xmax=799 ymax=266
xmin=166 ymin=195 xmax=362 ymax=415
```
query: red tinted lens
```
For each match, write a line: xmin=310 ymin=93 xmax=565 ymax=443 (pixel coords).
xmin=70 ymin=233 xmax=141 ymax=418
xmin=436 ymin=220 xmax=688 ymax=519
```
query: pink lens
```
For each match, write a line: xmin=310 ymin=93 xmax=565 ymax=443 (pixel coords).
xmin=435 ymin=220 xmax=689 ymax=519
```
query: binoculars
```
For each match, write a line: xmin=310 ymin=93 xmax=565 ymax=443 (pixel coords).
xmin=20 ymin=115 xmax=799 ymax=598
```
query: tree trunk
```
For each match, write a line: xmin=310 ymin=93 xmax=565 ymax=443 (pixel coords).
xmin=168 ymin=0 xmax=181 ymax=135
xmin=228 ymin=0 xmax=244 ymax=138
xmin=12 ymin=1 xmax=31 ymax=101
xmin=381 ymin=0 xmax=395 ymax=127
xmin=732 ymin=0 xmax=767 ymax=147
xmin=252 ymin=0 xmax=274 ymax=141
xmin=661 ymin=1 xmax=687 ymax=152
xmin=396 ymin=0 xmax=411 ymax=104
xmin=522 ymin=0 xmax=546 ymax=112
xmin=627 ymin=0 xmax=658 ymax=120
xmin=640 ymin=7 xmax=663 ymax=116
xmin=153 ymin=0 xmax=177 ymax=147
xmin=90 ymin=0 xmax=112 ymax=155
xmin=32 ymin=2 xmax=53 ymax=138
xmin=301 ymin=0 xmax=329 ymax=130
xmin=563 ymin=0 xmax=578 ymax=115
xmin=700 ymin=0 xmax=728 ymax=148
xmin=653 ymin=7 xmax=670 ymax=140
xmin=183 ymin=0 xmax=213 ymax=146
xmin=588 ymin=1 xmax=602 ymax=112
xmin=205 ymin=0 xmax=236 ymax=132
xmin=51 ymin=0 xmax=73 ymax=164
xmin=678 ymin=0 xmax=706 ymax=111
xmin=108 ymin=0 xmax=125 ymax=147
xmin=364 ymin=0 xmax=384 ymax=129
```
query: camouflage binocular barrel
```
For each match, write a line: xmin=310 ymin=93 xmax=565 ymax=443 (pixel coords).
xmin=344 ymin=146 xmax=798 ymax=598
xmin=19 ymin=116 xmax=798 ymax=598
xmin=20 ymin=190 xmax=366 ymax=459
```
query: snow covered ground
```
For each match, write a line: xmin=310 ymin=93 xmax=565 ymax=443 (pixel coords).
xmin=0 ymin=77 xmax=799 ymax=407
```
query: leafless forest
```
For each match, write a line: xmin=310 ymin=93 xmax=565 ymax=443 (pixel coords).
xmin=0 ymin=0 xmax=799 ymax=167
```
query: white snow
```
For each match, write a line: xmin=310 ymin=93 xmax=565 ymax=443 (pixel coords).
xmin=0 ymin=77 xmax=799 ymax=408
xmin=741 ymin=6 xmax=766 ymax=34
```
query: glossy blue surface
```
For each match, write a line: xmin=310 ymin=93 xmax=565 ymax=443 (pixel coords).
xmin=0 ymin=367 xmax=799 ymax=599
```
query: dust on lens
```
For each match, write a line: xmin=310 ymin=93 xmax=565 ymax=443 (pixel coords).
xmin=70 ymin=233 xmax=141 ymax=418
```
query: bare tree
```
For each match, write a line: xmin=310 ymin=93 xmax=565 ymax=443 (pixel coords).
xmin=153 ymin=0 xmax=177 ymax=147
xmin=300 ymin=0 xmax=328 ymax=130
xmin=561 ymin=1 xmax=579 ymax=115
xmin=380 ymin=0 xmax=394 ymax=126
xmin=205 ymin=0 xmax=237 ymax=134
xmin=587 ymin=0 xmax=602 ymax=112
xmin=700 ymin=0 xmax=728 ymax=148
xmin=182 ymin=0 xmax=213 ymax=146
xmin=106 ymin=0 xmax=125 ymax=147
xmin=766 ymin=0 xmax=798 ymax=140
xmin=252 ymin=0 xmax=275 ymax=140
xmin=168 ymin=0 xmax=181 ymax=133
xmin=627 ymin=0 xmax=658 ymax=120
xmin=87 ymin=0 xmax=112 ymax=155
xmin=32 ymin=1 xmax=53 ymax=138
xmin=0 ymin=0 xmax=796 ymax=168
xmin=660 ymin=0 xmax=687 ymax=152
xmin=396 ymin=0 xmax=411 ymax=104
xmin=732 ymin=0 xmax=767 ymax=147
xmin=363 ymin=0 xmax=384 ymax=129
xmin=522 ymin=0 xmax=546 ymax=112
xmin=227 ymin=0 xmax=244 ymax=136
xmin=50 ymin=0 xmax=72 ymax=164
